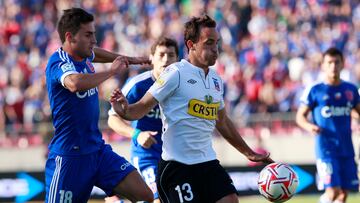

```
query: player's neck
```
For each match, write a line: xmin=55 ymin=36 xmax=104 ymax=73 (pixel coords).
xmin=187 ymin=56 xmax=209 ymax=75
xmin=324 ymin=77 xmax=341 ymax=86
xmin=62 ymin=43 xmax=84 ymax=62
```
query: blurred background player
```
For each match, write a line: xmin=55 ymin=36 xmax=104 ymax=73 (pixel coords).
xmin=296 ymin=47 xmax=360 ymax=203
xmin=105 ymin=37 xmax=179 ymax=203
xmin=110 ymin=14 xmax=273 ymax=203
xmin=45 ymin=7 xmax=153 ymax=202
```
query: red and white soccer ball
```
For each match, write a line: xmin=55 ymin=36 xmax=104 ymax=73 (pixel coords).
xmin=258 ymin=163 xmax=299 ymax=202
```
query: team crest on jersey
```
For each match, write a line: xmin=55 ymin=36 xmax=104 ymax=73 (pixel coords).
xmin=188 ymin=98 xmax=219 ymax=120
xmin=155 ymin=78 xmax=165 ymax=86
xmin=61 ymin=62 xmax=75 ymax=72
xmin=86 ymin=59 xmax=95 ymax=72
xmin=345 ymin=90 xmax=353 ymax=101
xmin=335 ymin=92 xmax=341 ymax=100
xmin=212 ymin=78 xmax=220 ymax=91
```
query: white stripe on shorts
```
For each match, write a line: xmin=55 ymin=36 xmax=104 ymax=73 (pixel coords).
xmin=48 ymin=156 xmax=62 ymax=203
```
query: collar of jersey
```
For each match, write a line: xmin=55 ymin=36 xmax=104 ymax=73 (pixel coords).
xmin=181 ymin=59 xmax=207 ymax=75
xmin=61 ymin=47 xmax=88 ymax=64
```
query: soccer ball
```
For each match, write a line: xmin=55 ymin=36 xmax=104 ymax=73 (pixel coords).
xmin=258 ymin=163 xmax=299 ymax=202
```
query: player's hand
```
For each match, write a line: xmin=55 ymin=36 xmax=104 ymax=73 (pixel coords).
xmin=110 ymin=56 xmax=129 ymax=75
xmin=127 ymin=56 xmax=151 ymax=65
xmin=246 ymin=152 xmax=274 ymax=164
xmin=137 ymin=131 xmax=158 ymax=148
xmin=308 ymin=124 xmax=321 ymax=135
xmin=109 ymin=88 xmax=128 ymax=117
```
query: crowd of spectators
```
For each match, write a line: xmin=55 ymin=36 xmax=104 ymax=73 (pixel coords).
xmin=1 ymin=0 xmax=360 ymax=143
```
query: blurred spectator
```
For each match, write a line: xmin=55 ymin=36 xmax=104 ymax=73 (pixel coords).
xmin=1 ymin=0 xmax=360 ymax=143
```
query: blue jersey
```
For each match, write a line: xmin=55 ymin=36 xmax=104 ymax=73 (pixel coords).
xmin=300 ymin=81 xmax=360 ymax=158
xmin=122 ymin=71 xmax=163 ymax=158
xmin=45 ymin=48 xmax=104 ymax=155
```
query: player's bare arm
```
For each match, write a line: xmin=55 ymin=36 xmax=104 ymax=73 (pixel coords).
xmin=216 ymin=108 xmax=273 ymax=163
xmin=296 ymin=105 xmax=321 ymax=135
xmin=64 ymin=56 xmax=128 ymax=92
xmin=93 ymin=47 xmax=150 ymax=64
xmin=110 ymin=89 xmax=158 ymax=121
xmin=354 ymin=103 xmax=360 ymax=117
xmin=108 ymin=114 xmax=158 ymax=148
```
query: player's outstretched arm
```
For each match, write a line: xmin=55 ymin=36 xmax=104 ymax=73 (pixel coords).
xmin=108 ymin=113 xmax=158 ymax=148
xmin=110 ymin=89 xmax=158 ymax=121
xmin=216 ymin=109 xmax=273 ymax=164
xmin=93 ymin=47 xmax=150 ymax=64
xmin=64 ymin=56 xmax=128 ymax=92
xmin=296 ymin=105 xmax=321 ymax=135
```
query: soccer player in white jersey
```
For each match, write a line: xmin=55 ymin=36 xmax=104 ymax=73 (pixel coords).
xmin=45 ymin=8 xmax=153 ymax=203
xmin=109 ymin=15 xmax=273 ymax=203
xmin=296 ymin=47 xmax=360 ymax=203
xmin=105 ymin=37 xmax=179 ymax=203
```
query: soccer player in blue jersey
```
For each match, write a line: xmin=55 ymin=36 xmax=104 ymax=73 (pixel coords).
xmin=44 ymin=8 xmax=153 ymax=203
xmin=105 ymin=37 xmax=179 ymax=203
xmin=296 ymin=47 xmax=360 ymax=203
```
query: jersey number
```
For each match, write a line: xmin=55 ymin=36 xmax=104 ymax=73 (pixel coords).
xmin=59 ymin=190 xmax=73 ymax=203
xmin=175 ymin=183 xmax=194 ymax=202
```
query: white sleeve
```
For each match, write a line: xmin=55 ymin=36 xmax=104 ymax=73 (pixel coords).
xmin=148 ymin=65 xmax=180 ymax=103
xmin=59 ymin=62 xmax=78 ymax=88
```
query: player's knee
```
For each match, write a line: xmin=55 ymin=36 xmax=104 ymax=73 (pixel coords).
xmin=325 ymin=188 xmax=340 ymax=200
xmin=336 ymin=190 xmax=347 ymax=201
xmin=137 ymin=188 xmax=154 ymax=202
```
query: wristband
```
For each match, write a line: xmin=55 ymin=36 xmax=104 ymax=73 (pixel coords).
xmin=132 ymin=128 xmax=141 ymax=141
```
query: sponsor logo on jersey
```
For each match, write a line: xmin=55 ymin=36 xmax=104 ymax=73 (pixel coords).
xmin=212 ymin=78 xmax=220 ymax=91
xmin=86 ymin=59 xmax=95 ymax=72
xmin=187 ymin=79 xmax=197 ymax=84
xmin=146 ymin=108 xmax=161 ymax=119
xmin=320 ymin=102 xmax=352 ymax=118
xmin=76 ymin=87 xmax=98 ymax=99
xmin=61 ymin=62 xmax=75 ymax=72
xmin=120 ymin=162 xmax=131 ymax=170
xmin=188 ymin=99 xmax=220 ymax=120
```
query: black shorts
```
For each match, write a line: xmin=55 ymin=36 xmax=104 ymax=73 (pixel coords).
xmin=156 ymin=159 xmax=237 ymax=203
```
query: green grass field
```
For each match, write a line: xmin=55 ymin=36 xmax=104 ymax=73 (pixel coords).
xmin=238 ymin=193 xmax=360 ymax=203
xmin=30 ymin=193 xmax=360 ymax=203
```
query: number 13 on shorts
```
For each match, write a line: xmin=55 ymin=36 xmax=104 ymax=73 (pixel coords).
xmin=175 ymin=183 xmax=194 ymax=202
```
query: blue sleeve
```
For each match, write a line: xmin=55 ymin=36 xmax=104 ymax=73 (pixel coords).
xmin=53 ymin=61 xmax=78 ymax=87
xmin=126 ymin=85 xmax=143 ymax=105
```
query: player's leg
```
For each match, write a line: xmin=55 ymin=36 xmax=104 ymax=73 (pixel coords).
xmin=333 ymin=157 xmax=359 ymax=203
xmin=45 ymin=152 xmax=95 ymax=203
xmin=333 ymin=188 xmax=347 ymax=203
xmin=112 ymin=170 xmax=154 ymax=202
xmin=316 ymin=157 xmax=342 ymax=203
xmin=134 ymin=156 xmax=161 ymax=203
xmin=157 ymin=159 xmax=203 ymax=203
xmin=95 ymin=145 xmax=153 ymax=202
xmin=201 ymin=160 xmax=237 ymax=203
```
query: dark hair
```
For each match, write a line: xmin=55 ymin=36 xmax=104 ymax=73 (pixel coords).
xmin=57 ymin=8 xmax=94 ymax=43
xmin=150 ymin=37 xmax=179 ymax=57
xmin=184 ymin=15 xmax=216 ymax=52
xmin=323 ymin=47 xmax=344 ymax=62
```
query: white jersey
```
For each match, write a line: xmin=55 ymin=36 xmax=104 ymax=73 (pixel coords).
xmin=148 ymin=59 xmax=225 ymax=164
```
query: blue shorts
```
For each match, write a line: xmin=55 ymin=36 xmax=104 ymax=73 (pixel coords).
xmin=132 ymin=155 xmax=160 ymax=199
xmin=316 ymin=157 xmax=359 ymax=190
xmin=45 ymin=144 xmax=135 ymax=203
